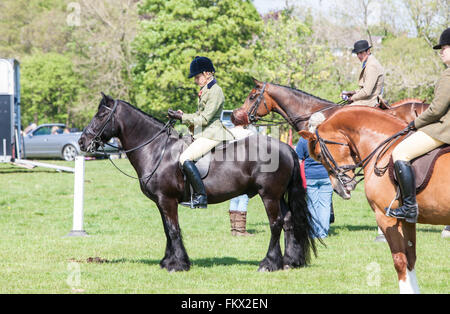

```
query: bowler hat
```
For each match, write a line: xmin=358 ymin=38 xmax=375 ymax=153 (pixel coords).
xmin=188 ymin=56 xmax=215 ymax=78
xmin=433 ymin=28 xmax=450 ymax=50
xmin=352 ymin=40 xmax=372 ymax=54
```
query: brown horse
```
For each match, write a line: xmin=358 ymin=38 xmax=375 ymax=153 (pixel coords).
xmin=235 ymin=79 xmax=429 ymax=131
xmin=234 ymin=79 xmax=430 ymax=194
xmin=299 ymin=106 xmax=450 ymax=293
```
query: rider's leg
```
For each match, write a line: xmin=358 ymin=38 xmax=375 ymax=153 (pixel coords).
xmin=387 ymin=131 xmax=444 ymax=223
xmin=179 ymin=137 xmax=220 ymax=208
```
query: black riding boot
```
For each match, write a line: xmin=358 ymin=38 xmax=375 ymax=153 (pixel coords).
xmin=180 ymin=160 xmax=207 ymax=209
xmin=386 ymin=160 xmax=418 ymax=223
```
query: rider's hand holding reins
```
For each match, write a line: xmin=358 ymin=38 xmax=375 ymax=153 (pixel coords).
xmin=168 ymin=109 xmax=183 ymax=120
xmin=407 ymin=121 xmax=416 ymax=131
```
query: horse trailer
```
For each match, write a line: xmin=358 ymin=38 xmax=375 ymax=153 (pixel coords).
xmin=0 ymin=58 xmax=22 ymax=162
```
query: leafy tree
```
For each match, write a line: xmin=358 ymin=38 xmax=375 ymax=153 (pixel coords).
xmin=0 ymin=0 xmax=71 ymax=58
xmin=377 ymin=36 xmax=442 ymax=102
xmin=20 ymin=52 xmax=84 ymax=127
xmin=132 ymin=0 xmax=263 ymax=119
xmin=249 ymin=12 xmax=341 ymax=102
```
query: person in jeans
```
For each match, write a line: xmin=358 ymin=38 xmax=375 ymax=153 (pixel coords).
xmin=229 ymin=194 xmax=252 ymax=236
xmin=296 ymin=133 xmax=333 ymax=239
xmin=226 ymin=109 xmax=256 ymax=236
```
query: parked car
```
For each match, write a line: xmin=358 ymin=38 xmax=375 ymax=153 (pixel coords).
xmin=220 ymin=110 xmax=234 ymax=129
xmin=23 ymin=123 xmax=120 ymax=161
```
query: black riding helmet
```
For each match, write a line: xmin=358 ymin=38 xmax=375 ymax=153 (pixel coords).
xmin=188 ymin=56 xmax=215 ymax=78
xmin=433 ymin=27 xmax=450 ymax=50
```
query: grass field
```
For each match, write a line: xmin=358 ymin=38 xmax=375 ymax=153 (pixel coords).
xmin=0 ymin=159 xmax=448 ymax=294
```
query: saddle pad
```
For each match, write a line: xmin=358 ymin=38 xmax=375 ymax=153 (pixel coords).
xmin=388 ymin=145 xmax=450 ymax=193
xmin=195 ymin=152 xmax=212 ymax=179
xmin=180 ymin=141 xmax=231 ymax=179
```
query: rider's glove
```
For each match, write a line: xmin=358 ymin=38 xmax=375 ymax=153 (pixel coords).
xmin=168 ymin=109 xmax=183 ymax=121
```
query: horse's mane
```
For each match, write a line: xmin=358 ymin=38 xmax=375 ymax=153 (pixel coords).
xmin=118 ymin=99 xmax=167 ymax=126
xmin=271 ymin=83 xmax=336 ymax=105
xmin=390 ymin=98 xmax=425 ymax=107
xmin=327 ymin=106 xmax=408 ymax=128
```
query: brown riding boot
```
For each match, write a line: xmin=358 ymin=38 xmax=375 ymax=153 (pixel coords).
xmin=229 ymin=211 xmax=253 ymax=236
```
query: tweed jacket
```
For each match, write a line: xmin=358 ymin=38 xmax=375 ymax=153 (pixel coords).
xmin=351 ymin=54 xmax=385 ymax=107
xmin=182 ymin=79 xmax=234 ymax=141
xmin=414 ymin=67 xmax=450 ymax=144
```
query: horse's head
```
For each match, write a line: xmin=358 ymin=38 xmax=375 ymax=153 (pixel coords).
xmin=299 ymin=128 xmax=359 ymax=200
xmin=235 ymin=78 xmax=277 ymax=123
xmin=79 ymin=93 xmax=118 ymax=153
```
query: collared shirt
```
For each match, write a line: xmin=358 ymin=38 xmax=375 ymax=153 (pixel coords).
xmin=198 ymin=79 xmax=217 ymax=98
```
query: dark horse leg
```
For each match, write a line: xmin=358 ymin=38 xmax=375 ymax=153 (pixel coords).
xmin=157 ymin=197 xmax=191 ymax=272
xmin=281 ymin=199 xmax=303 ymax=269
xmin=258 ymin=196 xmax=284 ymax=272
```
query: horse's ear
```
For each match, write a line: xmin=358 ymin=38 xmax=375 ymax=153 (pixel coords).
xmin=100 ymin=92 xmax=113 ymax=103
xmin=252 ymin=78 xmax=262 ymax=87
xmin=298 ymin=130 xmax=316 ymax=141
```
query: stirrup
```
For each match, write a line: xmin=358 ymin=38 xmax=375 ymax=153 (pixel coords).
xmin=180 ymin=194 xmax=207 ymax=209
xmin=386 ymin=205 xmax=418 ymax=223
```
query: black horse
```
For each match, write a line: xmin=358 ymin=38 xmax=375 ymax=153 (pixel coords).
xmin=78 ymin=93 xmax=316 ymax=272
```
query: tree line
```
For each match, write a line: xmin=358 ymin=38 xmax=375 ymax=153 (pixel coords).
xmin=0 ymin=0 xmax=447 ymax=129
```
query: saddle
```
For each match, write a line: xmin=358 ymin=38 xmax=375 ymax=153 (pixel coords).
xmin=388 ymin=144 xmax=450 ymax=193
xmin=179 ymin=135 xmax=241 ymax=178
xmin=179 ymin=135 xmax=246 ymax=202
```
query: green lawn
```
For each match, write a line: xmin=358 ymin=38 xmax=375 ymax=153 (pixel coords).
xmin=0 ymin=159 xmax=448 ymax=293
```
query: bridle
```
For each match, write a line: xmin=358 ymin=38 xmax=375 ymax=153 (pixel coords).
xmin=313 ymin=129 xmax=359 ymax=188
xmin=84 ymin=99 xmax=119 ymax=153
xmin=246 ymin=82 xmax=343 ymax=127
xmin=83 ymin=99 xmax=176 ymax=183
xmin=314 ymin=126 xmax=413 ymax=189
xmin=247 ymin=83 xmax=271 ymax=123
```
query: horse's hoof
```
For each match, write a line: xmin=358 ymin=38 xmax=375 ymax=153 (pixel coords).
xmin=160 ymin=260 xmax=190 ymax=272
xmin=283 ymin=265 xmax=292 ymax=270
xmin=258 ymin=266 xmax=269 ymax=272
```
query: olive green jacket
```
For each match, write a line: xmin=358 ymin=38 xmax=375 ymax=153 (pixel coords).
xmin=351 ymin=54 xmax=385 ymax=107
xmin=182 ymin=80 xmax=235 ymax=141
xmin=414 ymin=67 xmax=450 ymax=144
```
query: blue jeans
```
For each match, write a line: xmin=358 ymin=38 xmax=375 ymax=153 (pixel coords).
xmin=229 ymin=195 xmax=249 ymax=212
xmin=306 ymin=178 xmax=333 ymax=238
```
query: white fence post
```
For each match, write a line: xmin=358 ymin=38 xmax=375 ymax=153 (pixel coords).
xmin=67 ymin=156 xmax=88 ymax=237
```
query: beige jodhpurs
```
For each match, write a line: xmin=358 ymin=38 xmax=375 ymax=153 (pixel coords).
xmin=179 ymin=137 xmax=221 ymax=165
xmin=392 ymin=131 xmax=444 ymax=162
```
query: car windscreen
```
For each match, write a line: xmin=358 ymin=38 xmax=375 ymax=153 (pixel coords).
xmin=221 ymin=111 xmax=232 ymax=122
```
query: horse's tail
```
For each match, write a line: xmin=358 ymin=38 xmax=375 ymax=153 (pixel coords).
xmin=284 ymin=148 xmax=319 ymax=266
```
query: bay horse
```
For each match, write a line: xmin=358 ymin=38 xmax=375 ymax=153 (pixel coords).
xmin=235 ymin=79 xmax=429 ymax=131
xmin=78 ymin=94 xmax=317 ymax=272
xmin=298 ymin=106 xmax=450 ymax=293
xmin=234 ymin=79 xmax=429 ymax=194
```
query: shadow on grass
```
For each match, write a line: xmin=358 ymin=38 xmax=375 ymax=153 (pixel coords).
xmin=329 ymin=224 xmax=378 ymax=236
xmin=106 ymin=256 xmax=261 ymax=268
xmin=0 ymin=168 xmax=65 ymax=174
xmin=329 ymin=224 xmax=443 ymax=236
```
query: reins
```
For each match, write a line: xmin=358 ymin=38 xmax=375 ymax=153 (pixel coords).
xmin=100 ymin=119 xmax=176 ymax=184
xmin=247 ymin=82 xmax=346 ymax=128
xmin=86 ymin=98 xmax=177 ymax=183
xmin=315 ymin=125 xmax=413 ymax=188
